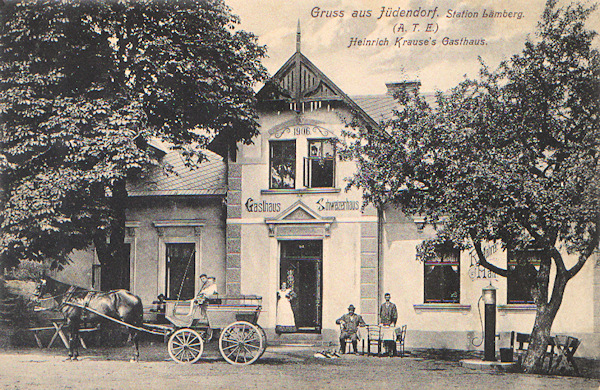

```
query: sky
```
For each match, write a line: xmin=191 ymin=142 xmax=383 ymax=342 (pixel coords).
xmin=226 ymin=0 xmax=600 ymax=95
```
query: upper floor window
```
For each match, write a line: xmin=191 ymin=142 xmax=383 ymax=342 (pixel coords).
xmin=270 ymin=140 xmax=296 ymax=189
xmin=424 ymin=248 xmax=460 ymax=303
xmin=304 ymin=139 xmax=335 ymax=188
xmin=507 ymin=249 xmax=540 ymax=304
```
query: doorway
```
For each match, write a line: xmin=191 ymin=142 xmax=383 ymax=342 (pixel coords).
xmin=280 ymin=240 xmax=322 ymax=332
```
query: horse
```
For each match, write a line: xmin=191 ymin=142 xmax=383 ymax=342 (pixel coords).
xmin=34 ymin=276 xmax=144 ymax=361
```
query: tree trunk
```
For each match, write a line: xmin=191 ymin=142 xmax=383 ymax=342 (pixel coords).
xmin=522 ymin=272 xmax=567 ymax=373
xmin=94 ymin=179 xmax=128 ymax=291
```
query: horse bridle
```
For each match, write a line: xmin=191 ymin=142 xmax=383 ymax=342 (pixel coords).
xmin=34 ymin=280 xmax=77 ymax=311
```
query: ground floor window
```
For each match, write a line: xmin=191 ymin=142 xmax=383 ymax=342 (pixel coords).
xmin=424 ymin=248 xmax=460 ymax=303
xmin=166 ymin=243 xmax=196 ymax=300
xmin=507 ymin=249 xmax=540 ymax=304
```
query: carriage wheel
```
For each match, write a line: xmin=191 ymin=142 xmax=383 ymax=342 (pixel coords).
xmin=168 ymin=328 xmax=204 ymax=364
xmin=256 ymin=324 xmax=268 ymax=359
xmin=218 ymin=321 xmax=265 ymax=365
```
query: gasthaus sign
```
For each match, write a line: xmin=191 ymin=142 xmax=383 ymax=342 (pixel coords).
xmin=244 ymin=198 xmax=360 ymax=213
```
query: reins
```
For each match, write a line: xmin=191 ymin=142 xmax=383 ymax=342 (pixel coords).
xmin=36 ymin=285 xmax=77 ymax=311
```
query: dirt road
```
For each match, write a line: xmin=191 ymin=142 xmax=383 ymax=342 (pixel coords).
xmin=1 ymin=343 xmax=598 ymax=390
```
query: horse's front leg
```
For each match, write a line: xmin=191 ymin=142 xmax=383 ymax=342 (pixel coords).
xmin=67 ymin=318 xmax=80 ymax=361
xmin=130 ymin=330 xmax=140 ymax=363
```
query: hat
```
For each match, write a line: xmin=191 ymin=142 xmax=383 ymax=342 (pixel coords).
xmin=348 ymin=304 xmax=355 ymax=310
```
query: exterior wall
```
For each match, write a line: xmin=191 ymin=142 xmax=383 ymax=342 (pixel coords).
xmin=56 ymin=249 xmax=99 ymax=290
xmin=381 ymin=206 xmax=600 ymax=358
xmin=228 ymin=106 xmax=379 ymax=339
xmin=126 ymin=196 xmax=226 ymax=311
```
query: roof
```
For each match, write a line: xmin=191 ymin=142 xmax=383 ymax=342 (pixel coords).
xmin=352 ymin=92 xmax=439 ymax=125
xmin=351 ymin=94 xmax=399 ymax=124
xmin=127 ymin=147 xmax=226 ymax=197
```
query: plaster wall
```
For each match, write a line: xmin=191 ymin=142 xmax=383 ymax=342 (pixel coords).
xmin=126 ymin=196 xmax=226 ymax=309
xmin=381 ymin=206 xmax=599 ymax=357
xmin=231 ymin=106 xmax=378 ymax=334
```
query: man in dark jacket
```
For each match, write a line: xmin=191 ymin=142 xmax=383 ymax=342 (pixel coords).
xmin=379 ymin=293 xmax=398 ymax=356
xmin=336 ymin=304 xmax=366 ymax=354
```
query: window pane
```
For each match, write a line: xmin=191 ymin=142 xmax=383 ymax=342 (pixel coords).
xmin=424 ymin=248 xmax=460 ymax=303
xmin=306 ymin=139 xmax=335 ymax=188
xmin=507 ymin=258 xmax=536 ymax=304
xmin=310 ymin=159 xmax=334 ymax=187
xmin=270 ymin=141 xmax=296 ymax=189
xmin=166 ymin=243 xmax=196 ymax=300
xmin=322 ymin=140 xmax=335 ymax=158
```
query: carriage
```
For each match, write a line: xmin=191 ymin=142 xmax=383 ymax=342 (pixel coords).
xmin=153 ymin=295 xmax=268 ymax=365
xmin=33 ymin=276 xmax=267 ymax=365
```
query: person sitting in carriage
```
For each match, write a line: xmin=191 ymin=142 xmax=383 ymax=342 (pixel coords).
xmin=187 ymin=275 xmax=218 ymax=316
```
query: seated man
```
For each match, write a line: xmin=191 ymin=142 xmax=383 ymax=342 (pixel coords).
xmin=188 ymin=275 xmax=217 ymax=316
xmin=336 ymin=304 xmax=365 ymax=354
xmin=196 ymin=276 xmax=217 ymax=303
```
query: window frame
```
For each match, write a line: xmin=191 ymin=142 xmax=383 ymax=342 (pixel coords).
xmin=304 ymin=138 xmax=336 ymax=189
xmin=507 ymin=248 xmax=540 ymax=305
xmin=423 ymin=247 xmax=461 ymax=304
xmin=269 ymin=140 xmax=296 ymax=190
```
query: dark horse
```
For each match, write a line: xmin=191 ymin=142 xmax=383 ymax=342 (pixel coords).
xmin=34 ymin=276 xmax=144 ymax=361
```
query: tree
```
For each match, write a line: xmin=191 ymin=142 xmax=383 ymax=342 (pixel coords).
xmin=343 ymin=0 xmax=599 ymax=373
xmin=0 ymin=0 xmax=267 ymax=288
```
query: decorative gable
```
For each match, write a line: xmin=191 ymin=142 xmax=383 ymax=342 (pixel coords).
xmin=256 ymin=22 xmax=378 ymax=129
xmin=265 ymin=200 xmax=335 ymax=238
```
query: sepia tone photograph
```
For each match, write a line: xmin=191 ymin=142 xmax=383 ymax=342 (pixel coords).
xmin=0 ymin=0 xmax=599 ymax=388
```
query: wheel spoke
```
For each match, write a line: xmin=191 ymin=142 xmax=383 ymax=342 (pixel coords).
xmin=226 ymin=346 xmax=240 ymax=358
xmin=174 ymin=348 xmax=186 ymax=360
xmin=222 ymin=336 xmax=242 ymax=344
xmin=221 ymin=344 xmax=238 ymax=351
xmin=172 ymin=345 xmax=185 ymax=352
xmin=241 ymin=345 xmax=254 ymax=359
xmin=188 ymin=346 xmax=202 ymax=354
xmin=245 ymin=344 xmax=261 ymax=350
xmin=243 ymin=336 xmax=260 ymax=343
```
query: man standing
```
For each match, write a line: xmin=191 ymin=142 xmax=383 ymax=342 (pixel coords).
xmin=336 ymin=304 xmax=366 ymax=354
xmin=379 ymin=293 xmax=398 ymax=357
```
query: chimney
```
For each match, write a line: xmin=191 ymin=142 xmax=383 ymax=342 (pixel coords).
xmin=385 ymin=81 xmax=421 ymax=96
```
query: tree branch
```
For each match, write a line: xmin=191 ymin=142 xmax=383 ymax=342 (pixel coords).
xmin=469 ymin=230 xmax=508 ymax=277
xmin=566 ymin=225 xmax=599 ymax=280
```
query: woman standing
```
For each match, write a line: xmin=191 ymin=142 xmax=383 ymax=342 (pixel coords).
xmin=275 ymin=282 xmax=296 ymax=334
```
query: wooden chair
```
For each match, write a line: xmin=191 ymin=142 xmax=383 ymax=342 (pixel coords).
xmin=395 ymin=325 xmax=407 ymax=357
xmin=510 ymin=331 xmax=530 ymax=366
xmin=550 ymin=335 xmax=580 ymax=375
xmin=510 ymin=331 xmax=568 ymax=372
xmin=366 ymin=325 xmax=382 ymax=357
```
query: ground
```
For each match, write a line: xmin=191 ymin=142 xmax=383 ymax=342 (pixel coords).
xmin=1 ymin=341 xmax=599 ymax=390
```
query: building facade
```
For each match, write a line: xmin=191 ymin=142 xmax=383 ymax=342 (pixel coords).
xmin=59 ymin=31 xmax=600 ymax=358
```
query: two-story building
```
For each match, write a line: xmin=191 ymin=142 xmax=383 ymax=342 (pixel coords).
xmin=57 ymin=28 xmax=600 ymax=357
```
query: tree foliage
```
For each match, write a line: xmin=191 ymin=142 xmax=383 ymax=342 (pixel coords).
xmin=0 ymin=0 xmax=267 ymax=270
xmin=343 ymin=0 xmax=599 ymax=373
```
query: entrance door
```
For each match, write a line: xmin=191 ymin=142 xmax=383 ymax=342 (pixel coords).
xmin=280 ymin=240 xmax=322 ymax=332
xmin=166 ymin=243 xmax=196 ymax=300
